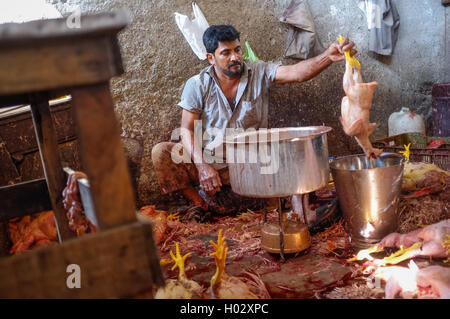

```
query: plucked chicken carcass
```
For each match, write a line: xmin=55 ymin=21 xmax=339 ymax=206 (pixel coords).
xmin=415 ymin=266 xmax=450 ymax=298
xmin=382 ymin=264 xmax=450 ymax=299
xmin=402 ymin=162 xmax=450 ymax=195
xmin=8 ymin=211 xmax=57 ymax=254
xmin=380 ymin=219 xmax=450 ymax=259
xmin=62 ymin=171 xmax=97 ymax=235
xmin=338 ymin=35 xmax=382 ymax=159
xmin=208 ymin=229 xmax=258 ymax=299
xmin=138 ymin=205 xmax=168 ymax=244
xmin=348 ymin=219 xmax=449 ymax=264
xmin=155 ymin=243 xmax=204 ymax=299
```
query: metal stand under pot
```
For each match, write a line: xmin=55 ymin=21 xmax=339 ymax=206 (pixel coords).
xmin=260 ymin=195 xmax=312 ymax=262
xmin=225 ymin=127 xmax=332 ymax=262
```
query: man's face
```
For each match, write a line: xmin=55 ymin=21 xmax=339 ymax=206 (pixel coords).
xmin=207 ymin=39 xmax=243 ymax=78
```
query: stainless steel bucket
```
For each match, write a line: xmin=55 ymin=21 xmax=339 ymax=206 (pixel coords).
xmin=330 ymin=153 xmax=405 ymax=249
xmin=224 ymin=126 xmax=332 ymax=197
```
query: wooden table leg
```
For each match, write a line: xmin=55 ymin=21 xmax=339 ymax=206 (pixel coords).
xmin=29 ymin=93 xmax=75 ymax=242
xmin=70 ymin=82 xmax=137 ymax=230
xmin=0 ymin=222 xmax=10 ymax=256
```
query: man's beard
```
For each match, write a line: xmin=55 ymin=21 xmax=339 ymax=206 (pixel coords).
xmin=221 ymin=61 xmax=243 ymax=78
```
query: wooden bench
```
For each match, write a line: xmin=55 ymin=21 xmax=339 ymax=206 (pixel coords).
xmin=0 ymin=9 xmax=164 ymax=298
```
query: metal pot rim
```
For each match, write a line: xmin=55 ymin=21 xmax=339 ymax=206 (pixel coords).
xmin=224 ymin=126 xmax=332 ymax=144
xmin=330 ymin=152 xmax=405 ymax=171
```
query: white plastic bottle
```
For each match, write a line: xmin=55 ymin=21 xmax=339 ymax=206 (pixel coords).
xmin=388 ymin=107 xmax=425 ymax=137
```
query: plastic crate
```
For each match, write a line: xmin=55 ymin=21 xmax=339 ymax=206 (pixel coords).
xmin=373 ymin=133 xmax=450 ymax=171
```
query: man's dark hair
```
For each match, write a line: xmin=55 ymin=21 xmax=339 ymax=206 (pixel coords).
xmin=203 ymin=25 xmax=240 ymax=54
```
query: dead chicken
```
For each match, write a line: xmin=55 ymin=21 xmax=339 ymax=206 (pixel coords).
xmin=138 ymin=205 xmax=168 ymax=244
xmin=415 ymin=265 xmax=450 ymax=298
xmin=402 ymin=162 xmax=450 ymax=196
xmin=349 ymin=219 xmax=449 ymax=265
xmin=62 ymin=171 xmax=97 ymax=235
xmin=155 ymin=243 xmax=204 ymax=299
xmin=8 ymin=211 xmax=57 ymax=254
xmin=338 ymin=35 xmax=382 ymax=159
xmin=349 ymin=219 xmax=449 ymax=269
xmin=208 ymin=229 xmax=258 ymax=299
xmin=380 ymin=219 xmax=450 ymax=259
xmin=379 ymin=263 xmax=450 ymax=299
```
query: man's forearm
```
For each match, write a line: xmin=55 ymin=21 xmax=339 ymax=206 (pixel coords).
xmin=180 ymin=128 xmax=205 ymax=165
xmin=294 ymin=51 xmax=333 ymax=82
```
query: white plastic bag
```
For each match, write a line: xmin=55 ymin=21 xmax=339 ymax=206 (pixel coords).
xmin=174 ymin=2 xmax=209 ymax=60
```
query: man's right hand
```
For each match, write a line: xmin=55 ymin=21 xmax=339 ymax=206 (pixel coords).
xmin=196 ymin=163 xmax=222 ymax=195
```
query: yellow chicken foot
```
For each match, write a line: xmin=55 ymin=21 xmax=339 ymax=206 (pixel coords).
xmin=160 ymin=258 xmax=173 ymax=267
xmin=167 ymin=212 xmax=180 ymax=222
xmin=444 ymin=235 xmax=450 ymax=263
xmin=210 ymin=229 xmax=228 ymax=287
xmin=337 ymin=35 xmax=360 ymax=69
xmin=400 ymin=143 xmax=411 ymax=162
xmin=170 ymin=242 xmax=192 ymax=280
xmin=375 ymin=242 xmax=423 ymax=266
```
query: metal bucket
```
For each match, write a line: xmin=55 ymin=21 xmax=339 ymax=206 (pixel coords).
xmin=224 ymin=126 xmax=332 ymax=197
xmin=330 ymin=153 xmax=405 ymax=249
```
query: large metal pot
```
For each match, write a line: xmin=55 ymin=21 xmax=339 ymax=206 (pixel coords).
xmin=224 ymin=126 xmax=332 ymax=197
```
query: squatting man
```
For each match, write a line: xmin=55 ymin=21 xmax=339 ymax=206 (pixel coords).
xmin=152 ymin=24 xmax=356 ymax=223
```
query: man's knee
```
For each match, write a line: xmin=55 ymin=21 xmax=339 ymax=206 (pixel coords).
xmin=151 ymin=142 xmax=174 ymax=166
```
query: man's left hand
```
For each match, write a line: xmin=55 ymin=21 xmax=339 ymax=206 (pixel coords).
xmin=325 ymin=37 xmax=357 ymax=62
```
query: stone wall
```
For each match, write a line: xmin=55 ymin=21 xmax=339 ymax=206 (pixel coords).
xmin=49 ymin=0 xmax=449 ymax=206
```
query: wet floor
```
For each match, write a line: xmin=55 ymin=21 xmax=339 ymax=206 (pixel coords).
xmin=159 ymin=212 xmax=354 ymax=299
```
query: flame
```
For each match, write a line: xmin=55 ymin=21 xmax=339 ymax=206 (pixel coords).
xmin=361 ymin=222 xmax=376 ymax=238
xmin=347 ymin=244 xmax=383 ymax=262
xmin=348 ymin=242 xmax=427 ymax=298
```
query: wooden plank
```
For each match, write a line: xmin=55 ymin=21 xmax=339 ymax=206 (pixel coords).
xmin=0 ymin=91 xmax=69 ymax=108
xmin=0 ymin=220 xmax=165 ymax=298
xmin=11 ymin=140 xmax=80 ymax=185
xmin=0 ymin=9 xmax=130 ymax=46
xmin=0 ymin=100 xmax=76 ymax=155
xmin=122 ymin=137 xmax=144 ymax=200
xmin=70 ymin=83 xmax=137 ymax=229
xmin=0 ymin=36 xmax=123 ymax=96
xmin=0 ymin=222 xmax=10 ymax=257
xmin=0 ymin=179 xmax=51 ymax=221
xmin=0 ymin=136 xmax=21 ymax=186
xmin=29 ymin=93 xmax=75 ymax=241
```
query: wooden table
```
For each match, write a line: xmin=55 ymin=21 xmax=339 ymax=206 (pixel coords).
xmin=0 ymin=10 xmax=164 ymax=298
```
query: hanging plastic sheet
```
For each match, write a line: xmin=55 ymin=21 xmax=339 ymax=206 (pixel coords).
xmin=243 ymin=41 xmax=259 ymax=62
xmin=279 ymin=0 xmax=322 ymax=60
xmin=358 ymin=0 xmax=400 ymax=55
xmin=174 ymin=2 xmax=209 ymax=60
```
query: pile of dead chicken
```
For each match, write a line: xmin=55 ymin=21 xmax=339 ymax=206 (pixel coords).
xmin=398 ymin=162 xmax=450 ymax=233
xmin=7 ymin=171 xmax=97 ymax=254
